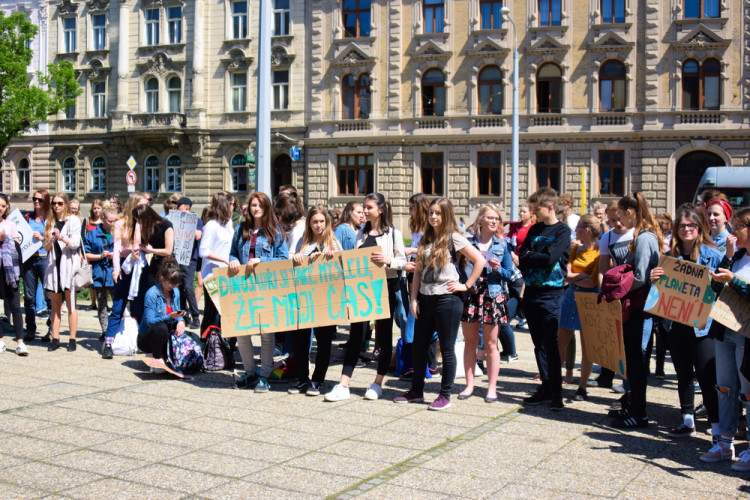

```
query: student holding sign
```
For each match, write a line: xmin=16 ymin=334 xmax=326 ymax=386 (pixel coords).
xmin=325 ymin=193 xmax=406 ymax=402
xmin=22 ymin=190 xmax=51 ymax=342
xmin=395 ymin=198 xmax=485 ymax=411
xmin=288 ymin=206 xmax=343 ymax=396
xmin=229 ymin=192 xmax=289 ymax=393
xmin=198 ymin=192 xmax=234 ymax=332
xmin=649 ymin=206 xmax=723 ymax=440
xmin=701 ymin=207 xmax=750 ymax=469
xmin=0 ymin=195 xmax=28 ymax=355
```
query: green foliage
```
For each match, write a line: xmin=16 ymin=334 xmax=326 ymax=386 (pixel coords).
xmin=0 ymin=11 xmax=81 ymax=155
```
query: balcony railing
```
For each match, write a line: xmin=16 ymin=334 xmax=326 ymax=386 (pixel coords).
xmin=129 ymin=113 xmax=186 ymax=128
xmin=336 ymin=120 xmax=371 ymax=132
xmin=472 ymin=116 xmax=506 ymax=128
xmin=530 ymin=115 xmax=564 ymax=126
xmin=414 ymin=117 xmax=448 ymax=129
xmin=594 ymin=113 xmax=630 ymax=126
xmin=678 ymin=112 xmax=722 ymax=125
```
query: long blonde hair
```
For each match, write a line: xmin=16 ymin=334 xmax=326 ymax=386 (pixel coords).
xmin=121 ymin=193 xmax=145 ymax=243
xmin=301 ymin=205 xmax=337 ymax=252
xmin=418 ymin=198 xmax=461 ymax=270
xmin=472 ymin=203 xmax=503 ymax=237
xmin=44 ymin=192 xmax=71 ymax=239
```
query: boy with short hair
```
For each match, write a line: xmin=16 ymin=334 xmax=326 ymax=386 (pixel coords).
xmin=518 ymin=187 xmax=571 ymax=410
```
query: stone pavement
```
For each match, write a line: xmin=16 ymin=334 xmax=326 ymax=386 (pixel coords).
xmin=0 ymin=308 xmax=747 ymax=499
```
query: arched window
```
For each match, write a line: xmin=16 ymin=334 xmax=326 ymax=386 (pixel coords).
xmin=17 ymin=158 xmax=30 ymax=192
xmin=478 ymin=66 xmax=503 ymax=114
xmin=536 ymin=63 xmax=562 ymax=113
xmin=166 ymin=155 xmax=181 ymax=192
xmin=91 ymin=157 xmax=106 ymax=192
xmin=682 ymin=58 xmax=720 ymax=110
xmin=231 ymin=154 xmax=248 ymax=192
xmin=167 ymin=77 xmax=181 ymax=113
xmin=342 ymin=73 xmax=372 ymax=119
xmin=144 ymin=155 xmax=159 ymax=192
xmin=145 ymin=77 xmax=159 ymax=112
xmin=599 ymin=60 xmax=626 ymax=111
xmin=422 ymin=69 xmax=445 ymax=117
xmin=63 ymin=157 xmax=76 ymax=193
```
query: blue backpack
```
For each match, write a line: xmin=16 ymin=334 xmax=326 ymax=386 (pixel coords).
xmin=167 ymin=332 xmax=204 ymax=375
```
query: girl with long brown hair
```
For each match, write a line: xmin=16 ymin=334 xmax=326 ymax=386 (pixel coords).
xmin=198 ymin=191 xmax=234 ymax=331
xmin=22 ymin=189 xmax=51 ymax=341
xmin=132 ymin=204 xmax=175 ymax=291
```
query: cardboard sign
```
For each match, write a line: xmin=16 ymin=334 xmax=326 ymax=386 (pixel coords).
xmin=575 ymin=292 xmax=627 ymax=379
xmin=644 ymin=255 xmax=715 ymax=329
xmin=168 ymin=210 xmax=198 ymax=266
xmin=204 ymin=247 xmax=390 ymax=337
xmin=7 ymin=209 xmax=43 ymax=263
xmin=710 ymin=283 xmax=750 ymax=338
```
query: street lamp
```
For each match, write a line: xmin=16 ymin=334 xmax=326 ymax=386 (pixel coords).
xmin=501 ymin=6 xmax=519 ymax=222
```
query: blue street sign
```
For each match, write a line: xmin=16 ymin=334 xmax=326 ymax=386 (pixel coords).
xmin=289 ymin=146 xmax=300 ymax=161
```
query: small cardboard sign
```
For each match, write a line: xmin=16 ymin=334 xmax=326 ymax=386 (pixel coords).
xmin=644 ymin=255 xmax=715 ymax=329
xmin=7 ymin=209 xmax=42 ymax=263
xmin=204 ymin=247 xmax=390 ymax=337
xmin=167 ymin=210 xmax=198 ymax=266
xmin=575 ymin=292 xmax=627 ymax=379
xmin=142 ymin=357 xmax=191 ymax=379
xmin=709 ymin=283 xmax=750 ymax=338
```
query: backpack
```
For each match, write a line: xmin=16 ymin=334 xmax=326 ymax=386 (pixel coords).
xmin=201 ymin=325 xmax=235 ymax=371
xmin=166 ymin=332 xmax=204 ymax=375
xmin=112 ymin=306 xmax=139 ymax=356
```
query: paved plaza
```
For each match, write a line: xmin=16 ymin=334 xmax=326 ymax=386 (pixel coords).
xmin=0 ymin=308 xmax=747 ymax=499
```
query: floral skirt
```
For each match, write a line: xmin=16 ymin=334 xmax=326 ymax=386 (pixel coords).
xmin=461 ymin=273 xmax=508 ymax=325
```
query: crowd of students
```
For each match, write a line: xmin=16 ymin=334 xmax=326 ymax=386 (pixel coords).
xmin=1 ymin=184 xmax=749 ymax=472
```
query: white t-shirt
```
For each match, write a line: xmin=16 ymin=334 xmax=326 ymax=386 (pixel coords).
xmin=419 ymin=233 xmax=470 ymax=296
xmin=566 ymin=213 xmax=580 ymax=240
xmin=599 ymin=228 xmax=635 ymax=267
xmin=199 ymin=219 xmax=234 ymax=279
xmin=733 ymin=254 xmax=750 ymax=282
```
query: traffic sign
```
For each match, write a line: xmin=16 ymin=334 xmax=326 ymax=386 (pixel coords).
xmin=246 ymin=152 xmax=255 ymax=164
xmin=126 ymin=170 xmax=137 ymax=186
xmin=289 ymin=146 xmax=300 ymax=161
xmin=127 ymin=156 xmax=137 ymax=169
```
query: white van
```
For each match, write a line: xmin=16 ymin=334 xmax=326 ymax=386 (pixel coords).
xmin=693 ymin=166 xmax=750 ymax=209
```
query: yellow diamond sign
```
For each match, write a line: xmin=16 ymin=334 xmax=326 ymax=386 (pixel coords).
xmin=126 ymin=156 xmax=137 ymax=169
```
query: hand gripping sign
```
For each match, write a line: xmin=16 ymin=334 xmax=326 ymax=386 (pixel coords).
xmin=7 ymin=209 xmax=42 ymax=263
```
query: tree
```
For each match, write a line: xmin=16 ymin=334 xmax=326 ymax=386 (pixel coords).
xmin=0 ymin=10 xmax=81 ymax=156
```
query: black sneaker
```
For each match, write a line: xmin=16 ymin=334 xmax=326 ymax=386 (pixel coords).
xmin=67 ymin=339 xmax=76 ymax=352
xmin=608 ymin=407 xmax=632 ymax=419
xmin=612 ymin=415 xmax=649 ymax=429
xmin=667 ymin=424 xmax=696 ymax=438
xmin=695 ymin=404 xmax=708 ymax=419
xmin=550 ymin=397 xmax=565 ymax=411
xmin=41 ymin=333 xmax=51 ymax=343
xmin=189 ymin=319 xmax=200 ymax=329
xmin=573 ymin=388 xmax=588 ymax=401
xmin=523 ymin=388 xmax=552 ymax=406
xmin=24 ymin=333 xmax=35 ymax=343
xmin=234 ymin=373 xmax=259 ymax=390
xmin=306 ymin=381 xmax=322 ymax=396
xmin=102 ymin=343 xmax=114 ymax=360
xmin=594 ymin=377 xmax=613 ymax=389
xmin=287 ymin=381 xmax=310 ymax=394
xmin=47 ymin=338 xmax=60 ymax=351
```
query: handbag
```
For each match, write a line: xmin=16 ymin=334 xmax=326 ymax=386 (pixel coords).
xmin=72 ymin=248 xmax=93 ymax=290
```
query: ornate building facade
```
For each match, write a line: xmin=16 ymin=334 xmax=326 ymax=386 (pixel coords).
xmin=4 ymin=0 xmax=750 ymax=227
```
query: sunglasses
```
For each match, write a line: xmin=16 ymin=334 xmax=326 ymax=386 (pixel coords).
xmin=32 ymin=197 xmax=44 ymax=202
xmin=52 ymin=201 xmax=65 ymax=207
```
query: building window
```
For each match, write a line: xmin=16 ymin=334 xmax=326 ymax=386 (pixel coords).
xmin=477 ymin=152 xmax=501 ymax=196
xmin=601 ymin=0 xmax=625 ymax=23
xmin=231 ymin=73 xmax=247 ymax=111
xmin=682 ymin=58 xmax=720 ymax=110
xmin=342 ymin=73 xmax=371 ymax=119
xmin=145 ymin=77 xmax=159 ymax=112
xmin=92 ymin=81 xmax=106 ymax=118
xmin=337 ymin=154 xmax=373 ymax=195
xmin=145 ymin=8 xmax=159 ymax=46
xmin=63 ymin=17 xmax=77 ymax=52
xmin=538 ymin=0 xmax=562 ymax=26
xmin=273 ymin=0 xmax=290 ymax=36
xmin=65 ymin=100 xmax=76 ymax=119
xmin=167 ymin=76 xmax=181 ymax=112
xmin=421 ymin=153 xmax=444 ymax=195
xmin=91 ymin=157 xmax=106 ymax=192
xmin=537 ymin=63 xmax=562 ymax=113
xmin=232 ymin=1 xmax=248 ymax=39
xmin=18 ymin=159 xmax=30 ymax=192
xmin=424 ymin=0 xmax=445 ymax=33
xmin=536 ymin=151 xmax=560 ymax=191
xmin=167 ymin=6 xmax=182 ymax=44
xmin=480 ymin=0 xmax=503 ymax=29
xmin=684 ymin=0 xmax=719 ymax=18
xmin=599 ymin=150 xmax=624 ymax=196
xmin=599 ymin=60 xmax=626 ymax=112
xmin=272 ymin=70 xmax=289 ymax=110
xmin=166 ymin=155 xmax=182 ymax=192
xmin=231 ymin=154 xmax=248 ymax=192
xmin=422 ymin=69 xmax=445 ymax=116
xmin=91 ymin=14 xmax=106 ymax=50
xmin=343 ymin=0 xmax=371 ymax=37
xmin=63 ymin=157 xmax=76 ymax=193
xmin=144 ymin=155 xmax=160 ymax=192
xmin=478 ymin=66 xmax=503 ymax=114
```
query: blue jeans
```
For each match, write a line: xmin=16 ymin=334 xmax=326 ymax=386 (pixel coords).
xmin=105 ymin=271 xmax=146 ymax=341
xmin=715 ymin=330 xmax=750 ymax=436
xmin=499 ymin=292 xmax=518 ymax=356
xmin=22 ymin=255 xmax=50 ymax=335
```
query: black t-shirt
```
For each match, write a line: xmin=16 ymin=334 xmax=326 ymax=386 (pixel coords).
xmin=149 ymin=220 xmax=173 ymax=272
xmin=360 ymin=233 xmax=379 ymax=249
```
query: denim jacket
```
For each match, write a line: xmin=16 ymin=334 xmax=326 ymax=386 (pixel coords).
xmin=83 ymin=225 xmax=114 ymax=288
xmin=140 ymin=284 xmax=182 ymax=335
xmin=230 ymin=226 xmax=289 ymax=264
xmin=466 ymin=235 xmax=519 ymax=298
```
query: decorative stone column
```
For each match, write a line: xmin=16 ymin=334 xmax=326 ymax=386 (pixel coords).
xmin=114 ymin=0 xmax=130 ymax=115
xmin=187 ymin=0 xmax=206 ymax=126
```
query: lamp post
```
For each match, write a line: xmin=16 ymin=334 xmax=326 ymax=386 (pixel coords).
xmin=255 ymin=0 xmax=272 ymax=196
xmin=501 ymin=6 xmax=519 ymax=221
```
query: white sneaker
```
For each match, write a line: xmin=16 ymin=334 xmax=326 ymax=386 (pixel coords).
xmin=732 ymin=450 xmax=750 ymax=471
xmin=15 ymin=344 xmax=29 ymax=356
xmin=364 ymin=383 xmax=383 ymax=401
xmin=150 ymin=366 xmax=166 ymax=374
xmin=613 ymin=384 xmax=625 ymax=394
xmin=0 ymin=340 xmax=5 ymax=353
xmin=324 ymin=383 xmax=350 ymax=402
xmin=700 ymin=443 xmax=735 ymax=463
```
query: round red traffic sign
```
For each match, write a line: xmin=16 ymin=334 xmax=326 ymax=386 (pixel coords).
xmin=126 ymin=170 xmax=137 ymax=186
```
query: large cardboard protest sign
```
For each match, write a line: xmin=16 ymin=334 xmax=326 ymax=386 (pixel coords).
xmin=204 ymin=247 xmax=390 ymax=337
xmin=710 ymin=282 xmax=750 ymax=338
xmin=644 ymin=255 xmax=715 ymax=329
xmin=575 ymin=292 xmax=627 ymax=379
xmin=168 ymin=210 xmax=198 ymax=266
xmin=7 ymin=209 xmax=42 ymax=263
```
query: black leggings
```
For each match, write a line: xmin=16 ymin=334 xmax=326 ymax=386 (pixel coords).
xmin=669 ymin=323 xmax=718 ymax=422
xmin=137 ymin=321 xmax=172 ymax=360
xmin=0 ymin=272 xmax=23 ymax=341
xmin=341 ymin=277 xmax=399 ymax=378
xmin=293 ymin=325 xmax=336 ymax=384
